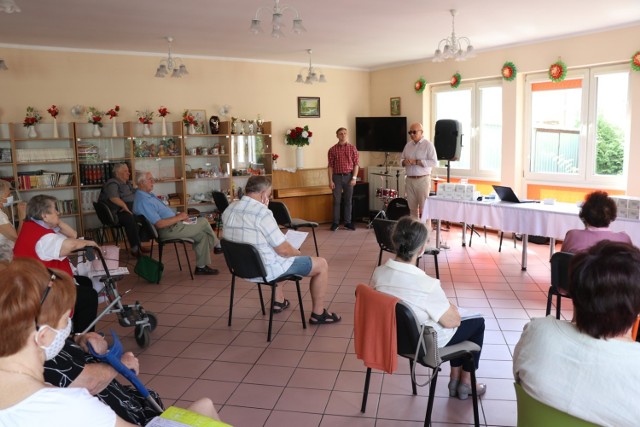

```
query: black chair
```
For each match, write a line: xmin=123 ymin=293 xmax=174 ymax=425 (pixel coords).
xmin=137 ymin=215 xmax=194 ymax=283
xmin=372 ymin=219 xmax=439 ymax=279
xmin=546 ymin=251 xmax=574 ymax=319
xmin=220 ymin=239 xmax=306 ymax=341
xmin=385 ymin=197 xmax=410 ymax=220
xmin=357 ymin=289 xmax=481 ymax=427
xmin=93 ymin=201 xmax=128 ymax=250
xmin=268 ymin=200 xmax=319 ymax=256
xmin=468 ymin=225 xmax=516 ymax=251
xmin=212 ymin=191 xmax=230 ymax=236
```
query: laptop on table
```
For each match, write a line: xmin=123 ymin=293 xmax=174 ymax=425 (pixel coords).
xmin=492 ymin=185 xmax=539 ymax=204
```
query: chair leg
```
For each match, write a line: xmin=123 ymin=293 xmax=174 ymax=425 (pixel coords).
xmin=360 ymin=367 xmax=372 ymax=413
xmin=173 ymin=243 xmax=183 ymax=271
xmin=267 ymin=285 xmax=275 ymax=341
xmin=228 ymin=276 xmax=236 ymax=326
xmin=469 ymin=224 xmax=474 ymax=247
xmin=157 ymin=244 xmax=164 ymax=284
xmin=469 ymin=365 xmax=480 ymax=427
xmin=378 ymin=249 xmax=383 ymax=267
xmin=499 ymin=231 xmax=504 ymax=252
xmin=424 ymin=367 xmax=439 ymax=427
xmin=545 ymin=289 xmax=553 ymax=317
xmin=433 ymin=253 xmax=439 ymax=279
xmin=257 ymin=284 xmax=265 ymax=315
xmin=182 ymin=242 xmax=193 ymax=280
xmin=409 ymin=359 xmax=417 ymax=395
xmin=555 ymin=294 xmax=562 ymax=319
xmin=311 ymin=227 xmax=319 ymax=256
xmin=295 ymin=279 xmax=306 ymax=329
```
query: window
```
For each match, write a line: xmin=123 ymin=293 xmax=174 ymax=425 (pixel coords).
xmin=525 ymin=65 xmax=629 ymax=187
xmin=431 ymin=80 xmax=502 ymax=178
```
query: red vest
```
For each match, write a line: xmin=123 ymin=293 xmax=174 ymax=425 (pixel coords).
xmin=13 ymin=221 xmax=74 ymax=277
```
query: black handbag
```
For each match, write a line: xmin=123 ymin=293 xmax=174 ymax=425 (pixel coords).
xmin=134 ymin=256 xmax=164 ymax=283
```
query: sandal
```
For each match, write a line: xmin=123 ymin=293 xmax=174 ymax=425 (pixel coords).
xmin=271 ymin=299 xmax=290 ymax=314
xmin=309 ymin=309 xmax=342 ymax=325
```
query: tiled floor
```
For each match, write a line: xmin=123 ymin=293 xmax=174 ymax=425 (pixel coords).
xmin=97 ymin=223 xmax=570 ymax=427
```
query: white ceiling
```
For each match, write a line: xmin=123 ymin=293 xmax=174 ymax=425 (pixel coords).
xmin=1 ymin=0 xmax=640 ymax=70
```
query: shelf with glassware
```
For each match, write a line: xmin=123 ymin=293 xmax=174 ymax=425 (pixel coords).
xmin=0 ymin=124 xmax=14 ymax=190
xmin=75 ymin=121 xmax=134 ymax=232
xmin=130 ymin=121 xmax=185 ymax=212
xmin=9 ymin=122 xmax=81 ymax=229
xmin=230 ymin=121 xmax=272 ymax=199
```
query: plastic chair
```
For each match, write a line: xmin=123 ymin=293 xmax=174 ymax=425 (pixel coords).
xmin=358 ymin=291 xmax=481 ymax=427
xmin=514 ymin=383 xmax=598 ymax=427
xmin=268 ymin=200 xmax=319 ymax=256
xmin=385 ymin=197 xmax=410 ymax=220
xmin=220 ymin=239 xmax=306 ymax=341
xmin=546 ymin=251 xmax=574 ymax=319
xmin=372 ymin=218 xmax=439 ymax=279
xmin=93 ymin=201 xmax=128 ymax=250
xmin=137 ymin=215 xmax=194 ymax=283
xmin=211 ymin=191 xmax=229 ymax=236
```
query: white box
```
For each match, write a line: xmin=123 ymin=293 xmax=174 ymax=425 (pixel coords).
xmin=627 ymin=198 xmax=640 ymax=210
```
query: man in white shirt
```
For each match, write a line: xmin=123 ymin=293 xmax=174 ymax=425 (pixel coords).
xmin=401 ymin=122 xmax=438 ymax=218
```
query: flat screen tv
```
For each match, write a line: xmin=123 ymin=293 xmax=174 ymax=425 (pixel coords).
xmin=355 ymin=117 xmax=407 ymax=152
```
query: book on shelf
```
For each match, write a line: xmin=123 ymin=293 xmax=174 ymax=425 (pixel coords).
xmin=17 ymin=170 xmax=75 ymax=190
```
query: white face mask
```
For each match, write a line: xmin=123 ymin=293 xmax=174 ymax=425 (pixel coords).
xmin=35 ymin=317 xmax=72 ymax=360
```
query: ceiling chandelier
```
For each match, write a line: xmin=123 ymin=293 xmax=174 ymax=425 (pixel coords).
xmin=432 ymin=9 xmax=475 ymax=62
xmin=0 ymin=0 xmax=20 ymax=13
xmin=295 ymin=49 xmax=326 ymax=84
xmin=154 ymin=36 xmax=188 ymax=78
xmin=250 ymin=0 xmax=306 ymax=39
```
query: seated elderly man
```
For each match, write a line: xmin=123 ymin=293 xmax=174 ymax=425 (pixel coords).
xmin=133 ymin=171 xmax=222 ymax=275
xmin=222 ymin=175 xmax=340 ymax=324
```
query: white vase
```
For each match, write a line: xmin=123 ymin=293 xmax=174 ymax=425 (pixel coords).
xmin=92 ymin=124 xmax=101 ymax=137
xmin=143 ymin=123 xmax=151 ymax=136
xmin=161 ymin=117 xmax=168 ymax=136
xmin=111 ymin=117 xmax=118 ymax=137
xmin=188 ymin=124 xmax=196 ymax=135
xmin=295 ymin=146 xmax=304 ymax=169
xmin=52 ymin=118 xmax=59 ymax=138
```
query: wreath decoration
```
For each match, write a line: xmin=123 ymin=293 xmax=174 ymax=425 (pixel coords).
xmin=549 ymin=59 xmax=567 ymax=82
xmin=450 ymin=73 xmax=461 ymax=88
xmin=501 ymin=61 xmax=517 ymax=81
xmin=631 ymin=51 xmax=640 ymax=72
xmin=414 ymin=77 xmax=427 ymax=93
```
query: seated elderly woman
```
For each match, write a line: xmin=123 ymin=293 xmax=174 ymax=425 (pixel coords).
xmin=514 ymin=241 xmax=640 ymax=425
xmin=371 ymin=217 xmax=486 ymax=400
xmin=561 ymin=190 xmax=631 ymax=253
xmin=0 ymin=258 xmax=220 ymax=426
xmin=13 ymin=194 xmax=99 ymax=333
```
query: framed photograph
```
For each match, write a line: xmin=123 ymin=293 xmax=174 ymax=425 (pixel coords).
xmin=298 ymin=97 xmax=320 ymax=118
xmin=188 ymin=109 xmax=207 ymax=134
xmin=390 ymin=97 xmax=401 ymax=116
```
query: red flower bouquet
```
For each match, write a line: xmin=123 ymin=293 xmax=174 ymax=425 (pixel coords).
xmin=87 ymin=107 xmax=104 ymax=126
xmin=158 ymin=106 xmax=170 ymax=117
xmin=137 ymin=109 xmax=154 ymax=125
xmin=106 ymin=105 xmax=120 ymax=119
xmin=23 ymin=106 xmax=42 ymax=127
xmin=285 ymin=126 xmax=312 ymax=147
xmin=47 ymin=105 xmax=59 ymax=118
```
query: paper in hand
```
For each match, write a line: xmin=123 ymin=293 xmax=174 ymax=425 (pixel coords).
xmin=285 ymin=230 xmax=308 ymax=250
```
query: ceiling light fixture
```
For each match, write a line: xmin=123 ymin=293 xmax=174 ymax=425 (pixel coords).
xmin=155 ymin=36 xmax=188 ymax=78
xmin=250 ymin=0 xmax=306 ymax=39
xmin=0 ymin=59 xmax=8 ymax=71
xmin=0 ymin=0 xmax=20 ymax=13
xmin=432 ymin=9 xmax=475 ymax=62
xmin=295 ymin=49 xmax=326 ymax=84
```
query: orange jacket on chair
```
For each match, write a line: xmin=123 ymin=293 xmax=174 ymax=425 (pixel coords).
xmin=354 ymin=284 xmax=399 ymax=374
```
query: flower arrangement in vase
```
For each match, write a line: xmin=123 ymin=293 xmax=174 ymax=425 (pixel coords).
xmin=158 ymin=106 xmax=170 ymax=136
xmin=47 ymin=105 xmax=59 ymax=138
xmin=137 ymin=109 xmax=154 ymax=136
xmin=87 ymin=107 xmax=104 ymax=137
xmin=285 ymin=125 xmax=313 ymax=147
xmin=106 ymin=105 xmax=120 ymax=137
xmin=182 ymin=110 xmax=199 ymax=135
xmin=23 ymin=106 xmax=42 ymax=138
xmin=272 ymin=153 xmax=279 ymax=168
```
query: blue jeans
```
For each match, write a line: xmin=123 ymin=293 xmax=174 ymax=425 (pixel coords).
xmin=278 ymin=256 xmax=312 ymax=278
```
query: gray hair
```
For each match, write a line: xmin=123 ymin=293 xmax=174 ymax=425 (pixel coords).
xmin=392 ymin=217 xmax=428 ymax=262
xmin=26 ymin=195 xmax=57 ymax=220
xmin=112 ymin=163 xmax=129 ymax=175
xmin=245 ymin=176 xmax=272 ymax=194
xmin=0 ymin=180 xmax=10 ymax=195
xmin=136 ymin=171 xmax=151 ymax=186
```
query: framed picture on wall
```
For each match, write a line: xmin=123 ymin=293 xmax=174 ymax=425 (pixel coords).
xmin=188 ymin=109 xmax=207 ymax=134
xmin=390 ymin=97 xmax=401 ymax=116
xmin=298 ymin=97 xmax=320 ymax=118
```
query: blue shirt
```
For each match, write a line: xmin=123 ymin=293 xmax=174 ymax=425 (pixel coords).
xmin=133 ymin=190 xmax=174 ymax=225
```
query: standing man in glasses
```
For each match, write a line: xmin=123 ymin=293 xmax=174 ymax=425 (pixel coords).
xmin=328 ymin=127 xmax=360 ymax=231
xmin=401 ymin=123 xmax=438 ymax=219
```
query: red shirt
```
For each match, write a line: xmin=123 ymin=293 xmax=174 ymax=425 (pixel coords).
xmin=13 ymin=220 xmax=74 ymax=276
xmin=328 ymin=143 xmax=359 ymax=175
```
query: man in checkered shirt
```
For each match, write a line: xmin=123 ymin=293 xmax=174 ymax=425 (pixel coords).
xmin=327 ymin=127 xmax=360 ymax=231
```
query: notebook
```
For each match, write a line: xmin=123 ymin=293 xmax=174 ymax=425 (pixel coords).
xmin=492 ymin=185 xmax=539 ymax=204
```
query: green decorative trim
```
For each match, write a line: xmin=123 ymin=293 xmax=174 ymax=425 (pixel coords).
xmin=549 ymin=60 xmax=567 ymax=82
xmin=450 ymin=73 xmax=461 ymax=88
xmin=501 ymin=61 xmax=517 ymax=81
xmin=414 ymin=77 xmax=427 ymax=94
xmin=632 ymin=51 xmax=640 ymax=72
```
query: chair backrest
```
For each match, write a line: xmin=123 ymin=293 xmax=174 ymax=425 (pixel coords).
xmin=136 ymin=215 xmax=159 ymax=241
xmin=395 ymin=300 xmax=440 ymax=368
xmin=550 ymin=251 xmax=574 ymax=296
xmin=220 ymin=239 xmax=268 ymax=281
xmin=386 ymin=197 xmax=411 ymax=220
xmin=268 ymin=200 xmax=293 ymax=226
xmin=93 ymin=201 xmax=119 ymax=227
xmin=372 ymin=219 xmax=396 ymax=253
xmin=212 ymin=191 xmax=230 ymax=214
xmin=514 ymin=383 xmax=598 ymax=427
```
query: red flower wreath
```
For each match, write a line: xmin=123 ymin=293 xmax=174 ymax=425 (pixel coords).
xmin=501 ymin=62 xmax=517 ymax=81
xmin=631 ymin=51 xmax=640 ymax=72
xmin=549 ymin=60 xmax=567 ymax=82
xmin=450 ymin=73 xmax=461 ymax=88
xmin=414 ymin=77 xmax=427 ymax=94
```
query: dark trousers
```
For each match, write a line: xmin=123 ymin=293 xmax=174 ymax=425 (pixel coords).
xmin=446 ymin=317 xmax=485 ymax=371
xmin=73 ymin=275 xmax=99 ymax=333
xmin=117 ymin=211 xmax=141 ymax=249
xmin=332 ymin=174 xmax=354 ymax=224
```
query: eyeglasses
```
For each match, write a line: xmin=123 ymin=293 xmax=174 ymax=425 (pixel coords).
xmin=40 ymin=269 xmax=57 ymax=305
xmin=408 ymin=130 xmax=422 ymax=135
